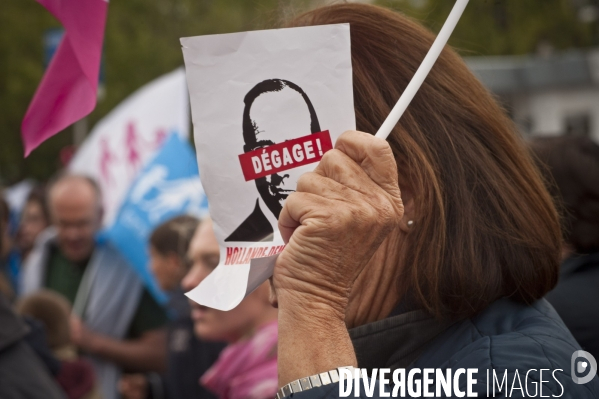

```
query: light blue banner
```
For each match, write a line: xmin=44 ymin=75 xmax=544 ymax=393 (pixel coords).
xmin=104 ymin=134 xmax=208 ymax=303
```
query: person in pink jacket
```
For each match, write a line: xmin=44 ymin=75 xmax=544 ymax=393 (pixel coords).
xmin=182 ymin=219 xmax=278 ymax=399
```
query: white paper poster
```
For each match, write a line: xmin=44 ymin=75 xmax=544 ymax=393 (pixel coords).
xmin=182 ymin=24 xmax=355 ymax=310
xmin=69 ymin=68 xmax=189 ymax=226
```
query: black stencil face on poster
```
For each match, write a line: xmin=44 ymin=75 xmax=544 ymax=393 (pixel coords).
xmin=181 ymin=24 xmax=355 ymax=310
xmin=226 ymin=79 xmax=321 ymax=243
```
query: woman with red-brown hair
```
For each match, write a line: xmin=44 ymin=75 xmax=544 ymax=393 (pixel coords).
xmin=269 ymin=3 xmax=599 ymax=398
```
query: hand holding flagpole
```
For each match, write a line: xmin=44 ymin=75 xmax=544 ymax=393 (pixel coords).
xmin=375 ymin=0 xmax=469 ymax=140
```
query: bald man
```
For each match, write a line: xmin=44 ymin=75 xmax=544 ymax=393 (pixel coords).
xmin=226 ymin=79 xmax=321 ymax=242
xmin=20 ymin=174 xmax=168 ymax=399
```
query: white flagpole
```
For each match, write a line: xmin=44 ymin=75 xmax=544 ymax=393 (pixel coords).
xmin=375 ymin=0 xmax=470 ymax=140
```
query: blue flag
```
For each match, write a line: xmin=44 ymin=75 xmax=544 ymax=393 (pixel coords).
xmin=104 ymin=134 xmax=208 ymax=303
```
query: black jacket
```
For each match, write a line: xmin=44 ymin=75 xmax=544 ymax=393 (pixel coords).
xmin=145 ymin=290 xmax=226 ymax=399
xmin=0 ymin=294 xmax=66 ymax=399
xmin=165 ymin=293 xmax=226 ymax=399
xmin=545 ymin=251 xmax=599 ymax=360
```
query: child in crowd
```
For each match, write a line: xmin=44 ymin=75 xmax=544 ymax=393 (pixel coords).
xmin=16 ymin=289 xmax=102 ymax=399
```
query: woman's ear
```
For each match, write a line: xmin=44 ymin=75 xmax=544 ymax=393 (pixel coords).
xmin=268 ymin=277 xmax=278 ymax=308
xmin=397 ymin=176 xmax=416 ymax=233
xmin=257 ymin=280 xmax=275 ymax=305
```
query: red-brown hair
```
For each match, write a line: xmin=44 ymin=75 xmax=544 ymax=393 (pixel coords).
xmin=288 ymin=4 xmax=561 ymax=318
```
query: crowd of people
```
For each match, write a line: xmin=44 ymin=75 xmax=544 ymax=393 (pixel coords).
xmin=1 ymin=3 xmax=599 ymax=399
xmin=0 ymin=173 xmax=281 ymax=399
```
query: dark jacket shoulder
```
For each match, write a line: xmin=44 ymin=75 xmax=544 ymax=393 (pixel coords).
xmin=414 ymin=298 xmax=599 ymax=398
xmin=290 ymin=298 xmax=599 ymax=399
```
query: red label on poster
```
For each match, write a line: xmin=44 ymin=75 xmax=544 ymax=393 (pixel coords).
xmin=238 ymin=130 xmax=333 ymax=181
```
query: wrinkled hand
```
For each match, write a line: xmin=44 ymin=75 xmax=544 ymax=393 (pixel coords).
xmin=272 ymin=130 xmax=404 ymax=319
xmin=119 ymin=374 xmax=149 ymax=399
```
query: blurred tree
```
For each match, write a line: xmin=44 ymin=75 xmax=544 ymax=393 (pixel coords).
xmin=0 ymin=0 xmax=64 ymax=184
xmin=0 ymin=0 xmax=311 ymax=184
xmin=1 ymin=0 xmax=596 ymax=183
xmin=376 ymin=0 xmax=596 ymax=56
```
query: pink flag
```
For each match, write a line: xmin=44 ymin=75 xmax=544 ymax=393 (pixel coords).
xmin=21 ymin=0 xmax=108 ymax=156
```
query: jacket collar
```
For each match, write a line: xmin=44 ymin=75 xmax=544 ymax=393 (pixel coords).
xmin=349 ymin=308 xmax=454 ymax=370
